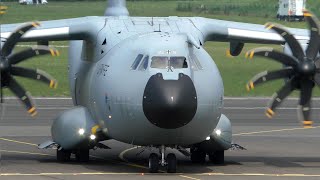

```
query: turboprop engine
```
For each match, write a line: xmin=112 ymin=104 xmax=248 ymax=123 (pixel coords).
xmin=51 ymin=107 xmax=98 ymax=150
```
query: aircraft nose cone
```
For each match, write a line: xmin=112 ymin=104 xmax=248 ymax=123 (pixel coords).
xmin=143 ymin=73 xmax=197 ymax=129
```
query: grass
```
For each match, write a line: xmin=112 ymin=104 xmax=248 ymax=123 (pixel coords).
xmin=0 ymin=1 xmax=317 ymax=97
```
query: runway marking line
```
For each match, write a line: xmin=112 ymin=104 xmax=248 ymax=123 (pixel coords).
xmin=234 ymin=126 xmax=320 ymax=136
xmin=3 ymin=133 xmax=320 ymax=179
xmin=0 ymin=137 xmax=38 ymax=146
xmin=0 ymin=149 xmax=54 ymax=157
xmin=179 ymin=175 xmax=201 ymax=180
xmin=119 ymin=147 xmax=201 ymax=180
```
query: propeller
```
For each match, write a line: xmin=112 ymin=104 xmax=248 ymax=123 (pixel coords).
xmin=0 ymin=22 xmax=59 ymax=116
xmin=245 ymin=10 xmax=320 ymax=128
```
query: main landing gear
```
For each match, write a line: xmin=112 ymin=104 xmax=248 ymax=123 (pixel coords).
xmin=148 ymin=145 xmax=177 ymax=173
xmin=190 ymin=147 xmax=224 ymax=164
xmin=57 ymin=148 xmax=90 ymax=163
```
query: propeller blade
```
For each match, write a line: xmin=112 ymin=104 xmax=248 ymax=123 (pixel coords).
xmin=2 ymin=22 xmax=40 ymax=57
xmin=298 ymin=79 xmax=314 ymax=128
xmin=7 ymin=76 xmax=37 ymax=116
xmin=245 ymin=47 xmax=299 ymax=67
xmin=246 ymin=68 xmax=294 ymax=91
xmin=265 ymin=78 xmax=296 ymax=118
xmin=314 ymin=59 xmax=320 ymax=85
xmin=265 ymin=22 xmax=305 ymax=60
xmin=8 ymin=46 xmax=59 ymax=65
xmin=11 ymin=66 xmax=58 ymax=89
xmin=304 ymin=11 xmax=320 ymax=60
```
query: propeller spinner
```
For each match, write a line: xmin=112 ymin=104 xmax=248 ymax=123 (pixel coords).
xmin=0 ymin=22 xmax=59 ymax=116
xmin=245 ymin=11 xmax=320 ymax=128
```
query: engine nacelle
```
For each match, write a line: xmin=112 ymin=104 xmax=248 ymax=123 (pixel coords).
xmin=51 ymin=106 xmax=96 ymax=150
xmin=197 ymin=114 xmax=232 ymax=152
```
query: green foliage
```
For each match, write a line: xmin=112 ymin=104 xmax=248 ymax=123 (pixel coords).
xmin=176 ymin=0 xmax=320 ymax=18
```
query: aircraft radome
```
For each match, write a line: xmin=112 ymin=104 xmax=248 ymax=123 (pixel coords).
xmin=0 ymin=0 xmax=318 ymax=173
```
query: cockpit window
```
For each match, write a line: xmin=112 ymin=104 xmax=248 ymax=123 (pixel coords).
xmin=131 ymin=54 xmax=143 ymax=70
xmin=170 ymin=57 xmax=188 ymax=69
xmin=190 ymin=54 xmax=203 ymax=70
xmin=138 ymin=56 xmax=149 ymax=71
xmin=151 ymin=56 xmax=169 ymax=69
xmin=151 ymin=56 xmax=188 ymax=69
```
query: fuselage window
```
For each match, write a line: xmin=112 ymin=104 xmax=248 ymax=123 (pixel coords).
xmin=151 ymin=56 xmax=188 ymax=69
xmin=131 ymin=54 xmax=144 ymax=70
xmin=138 ymin=56 xmax=149 ymax=71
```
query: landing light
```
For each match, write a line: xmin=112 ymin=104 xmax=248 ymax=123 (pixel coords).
xmin=78 ymin=128 xmax=85 ymax=135
xmin=215 ymin=129 xmax=222 ymax=136
xmin=90 ymin=134 xmax=96 ymax=140
xmin=206 ymin=136 xmax=210 ymax=141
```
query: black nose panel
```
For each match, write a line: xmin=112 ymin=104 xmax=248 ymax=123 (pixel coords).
xmin=143 ymin=73 xmax=197 ymax=129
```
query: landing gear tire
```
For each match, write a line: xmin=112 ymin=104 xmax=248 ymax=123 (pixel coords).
xmin=167 ymin=153 xmax=177 ymax=173
xmin=190 ymin=148 xmax=206 ymax=164
xmin=75 ymin=149 xmax=90 ymax=162
xmin=149 ymin=153 xmax=159 ymax=173
xmin=57 ymin=149 xmax=71 ymax=162
xmin=209 ymin=150 xmax=224 ymax=164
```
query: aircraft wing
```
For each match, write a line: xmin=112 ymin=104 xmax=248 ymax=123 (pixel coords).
xmin=0 ymin=16 xmax=104 ymax=42
xmin=191 ymin=17 xmax=309 ymax=44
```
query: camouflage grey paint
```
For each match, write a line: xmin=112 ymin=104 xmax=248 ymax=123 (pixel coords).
xmin=0 ymin=0 xmax=310 ymax=150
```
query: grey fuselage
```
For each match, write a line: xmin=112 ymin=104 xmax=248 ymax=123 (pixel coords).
xmin=68 ymin=16 xmax=224 ymax=146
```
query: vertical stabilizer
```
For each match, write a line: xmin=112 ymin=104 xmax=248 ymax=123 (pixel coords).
xmin=105 ymin=0 xmax=129 ymax=16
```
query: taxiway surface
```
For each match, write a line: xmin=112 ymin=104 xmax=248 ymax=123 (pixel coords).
xmin=0 ymin=97 xmax=320 ymax=180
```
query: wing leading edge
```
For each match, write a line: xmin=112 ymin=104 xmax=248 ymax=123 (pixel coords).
xmin=191 ymin=17 xmax=309 ymax=45
xmin=0 ymin=16 xmax=105 ymax=42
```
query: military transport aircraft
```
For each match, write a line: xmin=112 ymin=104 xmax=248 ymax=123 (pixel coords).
xmin=0 ymin=0 xmax=318 ymax=173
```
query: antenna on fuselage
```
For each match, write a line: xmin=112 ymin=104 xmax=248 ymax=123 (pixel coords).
xmin=104 ymin=0 xmax=129 ymax=16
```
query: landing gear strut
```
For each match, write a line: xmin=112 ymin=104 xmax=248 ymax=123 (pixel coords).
xmin=57 ymin=148 xmax=71 ymax=162
xmin=190 ymin=147 xmax=206 ymax=164
xmin=75 ymin=149 xmax=90 ymax=162
xmin=148 ymin=145 xmax=177 ymax=173
xmin=209 ymin=150 xmax=224 ymax=164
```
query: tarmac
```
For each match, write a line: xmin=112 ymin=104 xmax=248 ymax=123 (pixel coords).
xmin=1 ymin=97 xmax=320 ymax=180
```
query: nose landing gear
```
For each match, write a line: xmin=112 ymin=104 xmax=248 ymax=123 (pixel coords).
xmin=148 ymin=145 xmax=177 ymax=173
